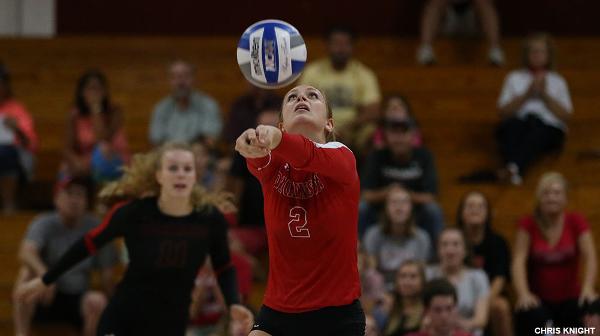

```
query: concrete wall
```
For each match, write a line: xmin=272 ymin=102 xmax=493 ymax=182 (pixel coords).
xmin=0 ymin=0 xmax=54 ymax=37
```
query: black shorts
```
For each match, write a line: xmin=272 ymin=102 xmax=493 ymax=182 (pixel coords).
xmin=251 ymin=300 xmax=365 ymax=336
xmin=33 ymin=291 xmax=83 ymax=328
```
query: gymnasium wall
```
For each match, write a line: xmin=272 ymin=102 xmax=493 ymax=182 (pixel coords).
xmin=56 ymin=0 xmax=600 ymax=36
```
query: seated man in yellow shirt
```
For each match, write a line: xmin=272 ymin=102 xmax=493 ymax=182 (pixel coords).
xmin=300 ymin=26 xmax=381 ymax=153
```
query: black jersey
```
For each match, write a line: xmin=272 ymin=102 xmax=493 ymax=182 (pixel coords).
xmin=43 ymin=197 xmax=239 ymax=313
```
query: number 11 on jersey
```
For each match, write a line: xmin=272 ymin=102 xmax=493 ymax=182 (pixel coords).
xmin=288 ymin=206 xmax=310 ymax=238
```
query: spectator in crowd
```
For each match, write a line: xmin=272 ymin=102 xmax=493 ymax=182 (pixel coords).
xmin=0 ymin=63 xmax=37 ymax=213
xmin=358 ymin=244 xmax=386 ymax=314
xmin=222 ymin=85 xmax=280 ymax=145
xmin=12 ymin=176 xmax=118 ymax=336
xmin=191 ymin=136 xmax=217 ymax=191
xmin=226 ymin=108 xmax=280 ymax=255
xmin=300 ymin=25 xmax=381 ymax=151
xmin=371 ymin=94 xmax=423 ymax=151
xmin=363 ymin=186 xmax=432 ymax=287
xmin=496 ymin=33 xmax=572 ymax=184
xmin=365 ymin=314 xmax=381 ymax=336
xmin=406 ymin=278 xmax=473 ymax=336
xmin=417 ymin=0 xmax=504 ymax=65
xmin=426 ymin=228 xmax=489 ymax=336
xmin=381 ymin=260 xmax=426 ymax=336
xmin=513 ymin=172 xmax=597 ymax=334
xmin=361 ymin=115 xmax=443 ymax=243
xmin=456 ymin=191 xmax=512 ymax=336
xmin=149 ymin=60 xmax=222 ymax=146
xmin=63 ymin=70 xmax=130 ymax=184
xmin=188 ymin=259 xmax=226 ymax=336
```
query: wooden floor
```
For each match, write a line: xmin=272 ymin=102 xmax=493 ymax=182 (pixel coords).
xmin=1 ymin=36 xmax=600 ymax=334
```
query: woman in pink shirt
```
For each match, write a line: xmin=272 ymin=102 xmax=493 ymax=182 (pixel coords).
xmin=0 ymin=64 xmax=37 ymax=213
xmin=63 ymin=70 xmax=129 ymax=183
xmin=513 ymin=172 xmax=598 ymax=334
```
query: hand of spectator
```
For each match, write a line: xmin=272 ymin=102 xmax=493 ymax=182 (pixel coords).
xmin=516 ymin=291 xmax=540 ymax=310
xmin=531 ymin=73 xmax=546 ymax=96
xmin=230 ymin=304 xmax=254 ymax=334
xmin=579 ymin=287 xmax=598 ymax=306
xmin=39 ymin=284 xmax=56 ymax=306
xmin=14 ymin=277 xmax=47 ymax=304
xmin=235 ymin=128 xmax=270 ymax=159
xmin=3 ymin=116 xmax=18 ymax=131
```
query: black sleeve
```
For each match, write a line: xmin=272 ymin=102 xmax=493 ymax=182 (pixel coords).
xmin=42 ymin=201 xmax=130 ymax=285
xmin=420 ymin=148 xmax=439 ymax=195
xmin=209 ymin=209 xmax=240 ymax=306
xmin=360 ymin=151 xmax=382 ymax=191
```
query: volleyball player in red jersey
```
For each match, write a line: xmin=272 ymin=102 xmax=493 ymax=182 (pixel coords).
xmin=236 ymin=84 xmax=365 ymax=336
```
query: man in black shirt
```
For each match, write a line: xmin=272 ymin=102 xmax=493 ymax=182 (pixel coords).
xmin=360 ymin=117 xmax=444 ymax=242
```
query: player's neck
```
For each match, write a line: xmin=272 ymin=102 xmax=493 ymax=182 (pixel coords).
xmin=157 ymin=195 xmax=193 ymax=217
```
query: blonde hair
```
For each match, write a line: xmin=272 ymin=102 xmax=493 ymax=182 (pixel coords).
xmin=99 ymin=142 xmax=220 ymax=209
xmin=522 ymin=32 xmax=557 ymax=70
xmin=535 ymin=171 xmax=568 ymax=201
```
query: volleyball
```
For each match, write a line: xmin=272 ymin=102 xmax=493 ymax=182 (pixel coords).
xmin=236 ymin=19 xmax=307 ymax=89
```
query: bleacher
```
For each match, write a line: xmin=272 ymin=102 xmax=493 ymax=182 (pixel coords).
xmin=1 ymin=36 xmax=600 ymax=335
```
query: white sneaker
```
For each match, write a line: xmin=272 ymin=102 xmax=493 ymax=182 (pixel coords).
xmin=417 ymin=44 xmax=436 ymax=65
xmin=488 ymin=46 xmax=505 ymax=66
xmin=506 ymin=163 xmax=522 ymax=185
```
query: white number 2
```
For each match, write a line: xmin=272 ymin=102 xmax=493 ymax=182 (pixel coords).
xmin=288 ymin=206 xmax=310 ymax=238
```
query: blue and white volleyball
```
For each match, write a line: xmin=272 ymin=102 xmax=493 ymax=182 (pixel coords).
xmin=237 ymin=20 xmax=307 ymax=89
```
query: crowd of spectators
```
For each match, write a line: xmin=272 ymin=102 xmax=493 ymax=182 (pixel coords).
xmin=2 ymin=23 xmax=597 ymax=336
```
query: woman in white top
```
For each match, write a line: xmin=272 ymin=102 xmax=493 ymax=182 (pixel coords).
xmin=496 ymin=33 xmax=572 ymax=184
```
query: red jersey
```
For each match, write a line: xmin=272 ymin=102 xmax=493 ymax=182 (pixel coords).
xmin=247 ymin=132 xmax=361 ymax=312
xmin=518 ymin=212 xmax=590 ymax=302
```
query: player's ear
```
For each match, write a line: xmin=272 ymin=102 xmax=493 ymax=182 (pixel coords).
xmin=325 ymin=118 xmax=334 ymax=133
xmin=278 ymin=122 xmax=285 ymax=133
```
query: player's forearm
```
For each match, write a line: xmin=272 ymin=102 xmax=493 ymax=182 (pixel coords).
xmin=42 ymin=238 xmax=92 ymax=285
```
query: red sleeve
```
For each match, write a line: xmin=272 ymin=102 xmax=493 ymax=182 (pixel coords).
xmin=271 ymin=132 xmax=357 ymax=184
xmin=567 ymin=212 xmax=590 ymax=237
xmin=517 ymin=215 xmax=535 ymax=234
xmin=85 ymin=201 xmax=130 ymax=253
xmin=8 ymin=101 xmax=38 ymax=152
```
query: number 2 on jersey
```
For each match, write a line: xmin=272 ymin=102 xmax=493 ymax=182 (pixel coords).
xmin=288 ymin=206 xmax=310 ymax=238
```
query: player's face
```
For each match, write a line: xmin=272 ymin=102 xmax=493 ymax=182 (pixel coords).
xmin=156 ymin=149 xmax=197 ymax=199
xmin=538 ymin=181 xmax=567 ymax=216
xmin=396 ymin=263 xmax=423 ymax=297
xmin=528 ymin=39 xmax=549 ymax=70
xmin=281 ymin=85 xmax=333 ymax=143
xmin=169 ymin=62 xmax=194 ymax=99
xmin=462 ymin=192 xmax=488 ymax=228
xmin=438 ymin=230 xmax=466 ymax=268
xmin=386 ymin=188 xmax=412 ymax=228
xmin=427 ymin=295 xmax=457 ymax=334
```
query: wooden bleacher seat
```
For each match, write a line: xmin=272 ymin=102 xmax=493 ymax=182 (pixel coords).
xmin=1 ymin=36 xmax=599 ymax=334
